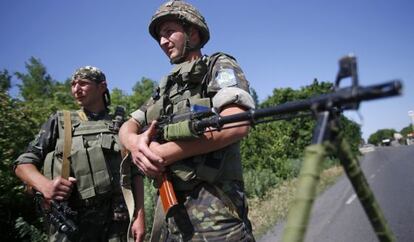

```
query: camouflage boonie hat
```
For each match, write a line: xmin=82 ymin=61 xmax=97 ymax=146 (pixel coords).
xmin=72 ymin=66 xmax=106 ymax=83
xmin=149 ymin=0 xmax=210 ymax=48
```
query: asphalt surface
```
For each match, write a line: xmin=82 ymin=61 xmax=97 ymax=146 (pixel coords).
xmin=259 ymin=145 xmax=414 ymax=242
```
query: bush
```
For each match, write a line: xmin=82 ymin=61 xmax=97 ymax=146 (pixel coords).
xmin=244 ymin=169 xmax=279 ymax=198
xmin=14 ymin=217 xmax=47 ymax=242
xmin=143 ymin=177 xmax=157 ymax=239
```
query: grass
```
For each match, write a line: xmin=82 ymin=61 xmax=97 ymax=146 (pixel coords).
xmin=248 ymin=165 xmax=344 ymax=239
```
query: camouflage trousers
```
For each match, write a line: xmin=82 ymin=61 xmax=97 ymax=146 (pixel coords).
xmin=150 ymin=181 xmax=255 ymax=242
xmin=48 ymin=200 xmax=129 ymax=242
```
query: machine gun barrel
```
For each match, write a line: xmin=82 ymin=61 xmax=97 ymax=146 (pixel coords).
xmin=193 ymin=80 xmax=402 ymax=132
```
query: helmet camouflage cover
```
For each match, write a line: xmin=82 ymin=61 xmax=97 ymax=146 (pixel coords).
xmin=72 ymin=66 xmax=106 ymax=83
xmin=149 ymin=0 xmax=210 ymax=48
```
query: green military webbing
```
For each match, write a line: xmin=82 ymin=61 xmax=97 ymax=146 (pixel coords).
xmin=61 ymin=110 xmax=72 ymax=179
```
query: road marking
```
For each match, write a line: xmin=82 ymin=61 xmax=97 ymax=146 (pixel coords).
xmin=369 ymin=174 xmax=376 ymax=179
xmin=346 ymin=194 xmax=357 ymax=205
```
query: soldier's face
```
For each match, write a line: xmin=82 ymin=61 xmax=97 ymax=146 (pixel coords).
xmin=71 ymin=78 xmax=106 ymax=109
xmin=158 ymin=21 xmax=186 ymax=61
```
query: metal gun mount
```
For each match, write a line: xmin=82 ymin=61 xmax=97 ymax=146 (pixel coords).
xmin=335 ymin=54 xmax=359 ymax=89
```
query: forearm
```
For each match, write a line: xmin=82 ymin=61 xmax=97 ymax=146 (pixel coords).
xmin=133 ymin=175 xmax=145 ymax=218
xmin=153 ymin=105 xmax=250 ymax=165
xmin=119 ymin=118 xmax=141 ymax=152
xmin=15 ymin=163 xmax=50 ymax=194
xmin=131 ymin=175 xmax=145 ymax=241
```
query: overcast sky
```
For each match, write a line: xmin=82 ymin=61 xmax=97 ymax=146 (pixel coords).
xmin=1 ymin=0 xmax=413 ymax=140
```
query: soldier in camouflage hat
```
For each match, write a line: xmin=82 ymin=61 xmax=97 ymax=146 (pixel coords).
xmin=120 ymin=0 xmax=256 ymax=241
xmin=14 ymin=66 xmax=146 ymax=241
xmin=71 ymin=66 xmax=111 ymax=110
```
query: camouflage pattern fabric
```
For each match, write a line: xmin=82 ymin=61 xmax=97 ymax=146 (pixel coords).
xmin=72 ymin=66 xmax=106 ymax=83
xmin=149 ymin=0 xmax=210 ymax=48
xmin=152 ymin=182 xmax=255 ymax=242
xmin=208 ymin=54 xmax=250 ymax=93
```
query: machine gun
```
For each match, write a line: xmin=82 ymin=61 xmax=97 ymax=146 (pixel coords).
xmin=34 ymin=191 xmax=78 ymax=238
xmin=143 ymin=55 xmax=401 ymax=241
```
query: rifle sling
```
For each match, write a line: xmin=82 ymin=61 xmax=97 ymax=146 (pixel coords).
xmin=62 ymin=110 xmax=72 ymax=179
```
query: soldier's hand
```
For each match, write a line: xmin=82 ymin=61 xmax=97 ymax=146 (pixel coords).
xmin=131 ymin=215 xmax=145 ymax=242
xmin=130 ymin=121 xmax=165 ymax=177
xmin=43 ymin=176 xmax=76 ymax=202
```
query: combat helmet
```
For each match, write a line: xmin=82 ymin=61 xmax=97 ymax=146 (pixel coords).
xmin=149 ymin=0 xmax=210 ymax=49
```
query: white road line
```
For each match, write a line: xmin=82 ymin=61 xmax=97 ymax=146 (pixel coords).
xmin=346 ymin=194 xmax=357 ymax=205
xmin=369 ymin=174 xmax=376 ymax=179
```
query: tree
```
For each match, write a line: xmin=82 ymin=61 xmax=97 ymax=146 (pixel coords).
xmin=250 ymin=87 xmax=259 ymax=107
xmin=368 ymin=128 xmax=397 ymax=145
xmin=110 ymin=88 xmax=131 ymax=113
xmin=110 ymin=77 xmax=156 ymax=115
xmin=130 ymin=77 xmax=156 ymax=110
xmin=400 ymin=123 xmax=413 ymax=137
xmin=14 ymin=60 xmax=77 ymax=127
xmin=0 ymin=69 xmax=11 ymax=92
xmin=340 ymin=115 xmax=362 ymax=153
xmin=241 ymin=79 xmax=361 ymax=197
xmin=0 ymin=90 xmax=40 ymax=241
xmin=15 ymin=57 xmax=54 ymax=101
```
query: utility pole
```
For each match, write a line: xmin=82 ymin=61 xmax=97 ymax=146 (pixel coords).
xmin=408 ymin=110 xmax=414 ymax=145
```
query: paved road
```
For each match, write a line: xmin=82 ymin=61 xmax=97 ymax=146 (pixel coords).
xmin=259 ymin=145 xmax=414 ymax=242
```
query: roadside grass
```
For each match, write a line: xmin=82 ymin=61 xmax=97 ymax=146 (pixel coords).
xmin=248 ymin=165 xmax=344 ymax=239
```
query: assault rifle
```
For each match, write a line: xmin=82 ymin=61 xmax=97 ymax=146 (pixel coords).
xmin=34 ymin=191 xmax=78 ymax=238
xmin=148 ymin=55 xmax=401 ymax=241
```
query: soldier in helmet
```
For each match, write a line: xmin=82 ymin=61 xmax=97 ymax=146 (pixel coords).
xmin=119 ymin=1 xmax=255 ymax=241
xmin=14 ymin=66 xmax=145 ymax=242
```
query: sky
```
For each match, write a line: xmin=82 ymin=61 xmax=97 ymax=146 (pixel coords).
xmin=1 ymin=0 xmax=413 ymax=141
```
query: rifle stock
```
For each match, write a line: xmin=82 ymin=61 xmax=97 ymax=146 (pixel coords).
xmin=122 ymin=152 xmax=179 ymax=215
xmin=157 ymin=172 xmax=179 ymax=215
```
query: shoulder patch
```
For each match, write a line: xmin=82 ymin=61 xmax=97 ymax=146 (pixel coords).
xmin=215 ymin=68 xmax=238 ymax=88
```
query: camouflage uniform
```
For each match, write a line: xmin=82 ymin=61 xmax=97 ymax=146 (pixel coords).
xmin=14 ymin=67 xmax=129 ymax=242
xmin=120 ymin=2 xmax=257 ymax=240
xmin=128 ymin=1 xmax=257 ymax=237
xmin=124 ymin=1 xmax=258 ymax=241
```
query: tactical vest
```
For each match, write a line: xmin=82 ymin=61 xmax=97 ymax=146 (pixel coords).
xmin=145 ymin=53 xmax=244 ymax=191
xmin=43 ymin=110 xmax=124 ymax=200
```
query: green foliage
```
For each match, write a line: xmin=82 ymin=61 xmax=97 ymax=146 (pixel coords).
xmin=0 ymin=91 xmax=44 ymax=241
xmin=250 ymin=87 xmax=259 ymax=107
xmin=242 ymin=79 xmax=332 ymax=174
xmin=15 ymin=60 xmax=77 ymax=126
xmin=0 ymin=69 xmax=11 ymax=92
xmin=400 ymin=123 xmax=413 ymax=137
xmin=143 ymin=178 xmax=157 ymax=238
xmin=368 ymin=128 xmax=397 ymax=145
xmin=15 ymin=57 xmax=55 ymax=102
xmin=110 ymin=77 xmax=156 ymax=115
xmin=130 ymin=77 xmax=157 ymax=110
xmin=339 ymin=115 xmax=362 ymax=153
xmin=14 ymin=217 xmax=47 ymax=242
xmin=110 ymin=88 xmax=131 ymax=113
xmin=244 ymin=169 xmax=280 ymax=198
xmin=241 ymin=79 xmax=361 ymax=198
